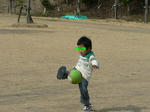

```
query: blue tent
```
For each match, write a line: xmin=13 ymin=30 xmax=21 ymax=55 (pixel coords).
xmin=61 ymin=15 xmax=88 ymax=20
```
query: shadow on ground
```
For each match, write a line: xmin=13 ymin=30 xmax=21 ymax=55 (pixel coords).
xmin=95 ymin=105 xmax=147 ymax=112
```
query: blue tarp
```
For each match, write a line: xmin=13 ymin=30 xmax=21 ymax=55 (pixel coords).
xmin=61 ymin=15 xmax=88 ymax=19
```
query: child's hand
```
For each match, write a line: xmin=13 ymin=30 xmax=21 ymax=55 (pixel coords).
xmin=92 ymin=65 xmax=99 ymax=69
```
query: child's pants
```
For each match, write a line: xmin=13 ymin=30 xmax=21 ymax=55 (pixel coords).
xmin=78 ymin=78 xmax=90 ymax=106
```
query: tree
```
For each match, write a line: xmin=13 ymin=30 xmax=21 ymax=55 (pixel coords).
xmin=65 ymin=0 xmax=69 ymax=4
xmin=27 ymin=0 xmax=33 ymax=23
xmin=8 ymin=0 xmax=13 ymax=13
xmin=145 ymin=0 xmax=149 ymax=23
xmin=77 ymin=0 xmax=80 ymax=16
xmin=114 ymin=0 xmax=119 ymax=19
xmin=121 ymin=0 xmax=132 ymax=16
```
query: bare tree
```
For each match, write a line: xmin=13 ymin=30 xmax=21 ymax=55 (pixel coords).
xmin=145 ymin=0 xmax=149 ymax=23
xmin=27 ymin=0 xmax=33 ymax=23
xmin=113 ymin=0 xmax=118 ymax=19
xmin=77 ymin=0 xmax=80 ymax=16
xmin=8 ymin=0 xmax=13 ymax=13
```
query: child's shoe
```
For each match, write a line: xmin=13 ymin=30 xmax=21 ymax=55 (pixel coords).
xmin=82 ymin=104 xmax=92 ymax=111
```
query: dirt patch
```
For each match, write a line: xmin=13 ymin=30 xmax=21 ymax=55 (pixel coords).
xmin=0 ymin=29 xmax=53 ymax=34
xmin=11 ymin=23 xmax=48 ymax=28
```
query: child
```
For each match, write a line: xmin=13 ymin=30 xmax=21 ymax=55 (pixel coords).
xmin=75 ymin=36 xmax=99 ymax=111
xmin=57 ymin=36 xmax=99 ymax=111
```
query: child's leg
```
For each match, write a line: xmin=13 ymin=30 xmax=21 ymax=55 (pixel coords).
xmin=78 ymin=78 xmax=91 ymax=106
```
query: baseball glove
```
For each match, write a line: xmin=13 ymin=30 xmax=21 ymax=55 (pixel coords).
xmin=57 ymin=66 xmax=68 ymax=80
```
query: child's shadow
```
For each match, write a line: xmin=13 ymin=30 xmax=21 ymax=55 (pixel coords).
xmin=95 ymin=105 xmax=147 ymax=112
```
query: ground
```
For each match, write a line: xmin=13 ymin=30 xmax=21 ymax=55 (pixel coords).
xmin=0 ymin=14 xmax=150 ymax=112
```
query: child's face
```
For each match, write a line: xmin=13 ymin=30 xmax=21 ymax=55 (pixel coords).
xmin=77 ymin=45 xmax=91 ymax=56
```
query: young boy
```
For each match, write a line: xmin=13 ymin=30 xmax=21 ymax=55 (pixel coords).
xmin=57 ymin=36 xmax=99 ymax=111
xmin=75 ymin=36 xmax=99 ymax=111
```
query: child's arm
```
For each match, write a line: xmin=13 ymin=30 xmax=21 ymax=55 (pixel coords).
xmin=90 ymin=56 xmax=99 ymax=69
xmin=92 ymin=60 xmax=99 ymax=69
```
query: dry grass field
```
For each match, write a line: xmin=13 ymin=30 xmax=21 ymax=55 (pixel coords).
xmin=0 ymin=14 xmax=150 ymax=112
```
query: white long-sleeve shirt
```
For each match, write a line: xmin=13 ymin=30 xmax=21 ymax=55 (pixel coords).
xmin=75 ymin=51 xmax=99 ymax=81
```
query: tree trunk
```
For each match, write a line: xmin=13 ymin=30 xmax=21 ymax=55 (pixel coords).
xmin=127 ymin=4 xmax=130 ymax=16
xmin=114 ymin=0 xmax=118 ymax=19
xmin=77 ymin=0 xmax=80 ymax=16
xmin=43 ymin=8 xmax=46 ymax=14
xmin=65 ymin=0 xmax=69 ymax=4
xmin=145 ymin=0 xmax=149 ymax=23
xmin=27 ymin=0 xmax=33 ymax=23
xmin=13 ymin=0 xmax=16 ymax=14
xmin=8 ymin=0 xmax=13 ymax=13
